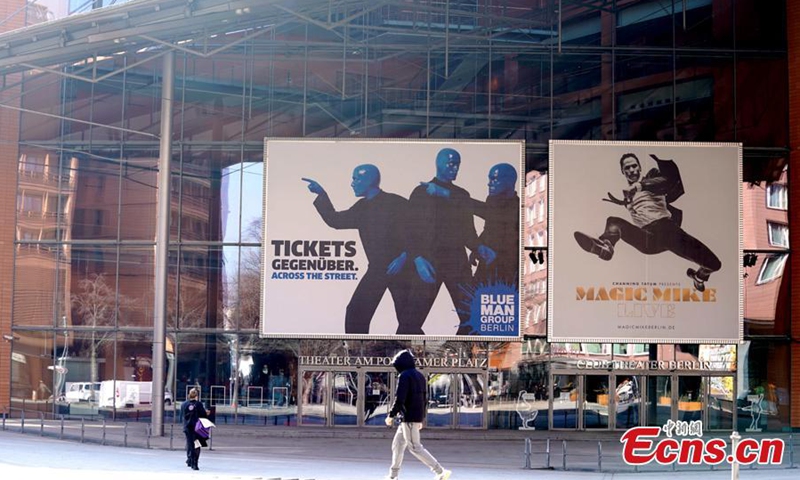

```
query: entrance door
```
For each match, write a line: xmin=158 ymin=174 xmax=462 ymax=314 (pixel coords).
xmin=677 ymin=375 xmax=704 ymax=423
xmin=332 ymin=371 xmax=359 ymax=426
xmin=362 ymin=371 xmax=393 ymax=427
xmin=705 ymin=375 xmax=735 ymax=431
xmin=582 ymin=375 xmax=610 ymax=429
xmin=300 ymin=370 xmax=329 ymax=425
xmin=645 ymin=375 xmax=673 ymax=427
xmin=425 ymin=370 xmax=487 ymax=429
xmin=551 ymin=373 xmax=578 ymax=429
xmin=456 ymin=372 xmax=485 ymax=428
xmin=612 ymin=374 xmax=643 ymax=430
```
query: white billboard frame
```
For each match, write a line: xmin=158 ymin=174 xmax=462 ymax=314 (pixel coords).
xmin=261 ymin=138 xmax=526 ymax=341
xmin=548 ymin=140 xmax=743 ymax=344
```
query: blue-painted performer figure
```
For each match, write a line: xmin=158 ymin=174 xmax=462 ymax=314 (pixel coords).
xmin=421 ymin=163 xmax=519 ymax=334
xmin=303 ymin=165 xmax=411 ymax=334
xmin=403 ymin=148 xmax=495 ymax=335
xmin=471 ymin=163 xmax=519 ymax=288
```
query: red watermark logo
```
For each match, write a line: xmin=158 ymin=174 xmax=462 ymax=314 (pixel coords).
xmin=621 ymin=420 xmax=784 ymax=466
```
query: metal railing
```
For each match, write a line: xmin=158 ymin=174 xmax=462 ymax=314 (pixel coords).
xmin=523 ymin=434 xmax=798 ymax=472
xmin=0 ymin=406 xmax=211 ymax=451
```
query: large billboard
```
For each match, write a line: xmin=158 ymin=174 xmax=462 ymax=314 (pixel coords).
xmin=262 ymin=139 xmax=524 ymax=340
xmin=549 ymin=141 xmax=742 ymax=344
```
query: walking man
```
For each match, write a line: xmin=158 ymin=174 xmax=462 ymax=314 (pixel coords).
xmin=384 ymin=349 xmax=451 ymax=480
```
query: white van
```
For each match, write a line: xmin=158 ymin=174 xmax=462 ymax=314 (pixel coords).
xmin=64 ymin=382 xmax=101 ymax=403
xmin=99 ymin=381 xmax=173 ymax=408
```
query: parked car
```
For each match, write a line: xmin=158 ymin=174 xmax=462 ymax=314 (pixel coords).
xmin=64 ymin=382 xmax=101 ymax=403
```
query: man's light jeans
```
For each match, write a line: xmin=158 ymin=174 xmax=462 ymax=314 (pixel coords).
xmin=389 ymin=422 xmax=444 ymax=478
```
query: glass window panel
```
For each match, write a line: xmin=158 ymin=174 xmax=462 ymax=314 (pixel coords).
xmin=583 ymin=374 xmax=609 ymax=429
xmin=117 ymin=247 xmax=155 ymax=328
xmin=363 ymin=371 xmax=392 ymax=426
xmin=736 ymin=56 xmax=788 ymax=147
xmin=645 ymin=375 xmax=672 ymax=427
xmin=10 ymin=331 xmax=55 ymax=411
xmin=766 ymin=183 xmax=788 ymax=210
xmin=767 ymin=222 xmax=789 ymax=248
xmin=19 ymin=73 xmax=64 ymax=143
xmin=175 ymin=245 xmax=226 ymax=329
xmin=552 ymin=54 xmax=605 ymax=140
xmin=737 ymin=340 xmax=791 ymax=432
xmin=552 ymin=374 xmax=578 ymax=429
xmin=119 ymin=155 xmax=159 ymax=241
xmin=237 ymin=246 xmax=262 ymax=331
xmin=175 ymin=149 xmax=242 ymax=242
xmin=675 ymin=2 xmax=732 ymax=49
xmin=616 ymin=2 xmax=674 ymax=48
xmin=675 ymin=54 xmax=734 ymax=142
xmin=756 ymin=253 xmax=787 ymax=285
xmin=678 ymin=376 xmax=703 ymax=422
xmin=615 ymin=55 xmax=675 ymax=141
xmin=240 ymin=161 xmax=264 ymax=243
xmin=14 ymin=239 xmax=68 ymax=327
xmin=614 ymin=375 xmax=642 ymax=429
xmin=706 ymin=376 xmax=734 ymax=431
xmin=735 ymin=0 xmax=786 ymax=50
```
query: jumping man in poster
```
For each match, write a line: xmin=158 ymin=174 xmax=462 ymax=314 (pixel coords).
xmin=302 ymin=165 xmax=411 ymax=333
xmin=573 ymin=153 xmax=721 ymax=292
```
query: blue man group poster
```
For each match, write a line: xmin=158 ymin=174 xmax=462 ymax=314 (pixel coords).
xmin=261 ymin=139 xmax=525 ymax=339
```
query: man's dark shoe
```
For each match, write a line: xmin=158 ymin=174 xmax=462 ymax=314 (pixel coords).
xmin=574 ymin=232 xmax=614 ymax=261
xmin=687 ymin=268 xmax=708 ymax=292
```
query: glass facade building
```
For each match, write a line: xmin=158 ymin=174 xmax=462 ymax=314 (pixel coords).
xmin=0 ymin=0 xmax=795 ymax=432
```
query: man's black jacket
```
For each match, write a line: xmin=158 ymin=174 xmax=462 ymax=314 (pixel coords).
xmin=388 ymin=350 xmax=427 ymax=423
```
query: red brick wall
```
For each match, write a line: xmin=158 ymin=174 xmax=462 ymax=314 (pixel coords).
xmin=0 ymin=0 xmax=25 ymax=411
xmin=787 ymin=1 xmax=800 ymax=429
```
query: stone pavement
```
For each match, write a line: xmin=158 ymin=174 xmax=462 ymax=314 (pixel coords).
xmin=0 ymin=419 xmax=798 ymax=480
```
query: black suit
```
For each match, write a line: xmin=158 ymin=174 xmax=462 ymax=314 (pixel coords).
xmin=472 ymin=194 xmax=519 ymax=288
xmin=404 ymin=178 xmax=478 ymax=334
xmin=313 ymin=190 xmax=412 ymax=333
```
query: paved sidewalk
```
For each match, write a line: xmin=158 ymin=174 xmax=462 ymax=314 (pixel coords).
xmin=0 ymin=427 xmax=797 ymax=480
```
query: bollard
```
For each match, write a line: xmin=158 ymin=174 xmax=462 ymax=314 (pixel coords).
xmin=209 ymin=427 xmax=213 ymax=451
xmin=789 ymin=433 xmax=794 ymax=468
xmin=2 ymin=410 xmax=5 ymax=431
xmin=170 ymin=424 xmax=174 ymax=450
xmin=124 ymin=423 xmax=128 ymax=447
xmin=59 ymin=415 xmax=64 ymax=439
xmin=102 ymin=419 xmax=106 ymax=445
xmin=523 ymin=438 xmax=531 ymax=469
xmin=80 ymin=417 xmax=85 ymax=443
xmin=20 ymin=409 xmax=25 ymax=433
xmin=562 ymin=440 xmax=567 ymax=470
xmin=146 ymin=425 xmax=151 ymax=449
xmin=730 ymin=431 xmax=740 ymax=480
xmin=546 ymin=438 xmax=551 ymax=469
xmin=39 ymin=412 xmax=44 ymax=436
xmin=597 ymin=441 xmax=602 ymax=471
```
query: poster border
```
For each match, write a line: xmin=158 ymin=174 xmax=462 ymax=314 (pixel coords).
xmin=260 ymin=137 xmax=526 ymax=342
xmin=547 ymin=140 xmax=743 ymax=345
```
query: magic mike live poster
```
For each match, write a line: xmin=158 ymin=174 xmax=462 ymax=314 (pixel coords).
xmin=262 ymin=139 xmax=524 ymax=339
xmin=548 ymin=141 xmax=742 ymax=344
